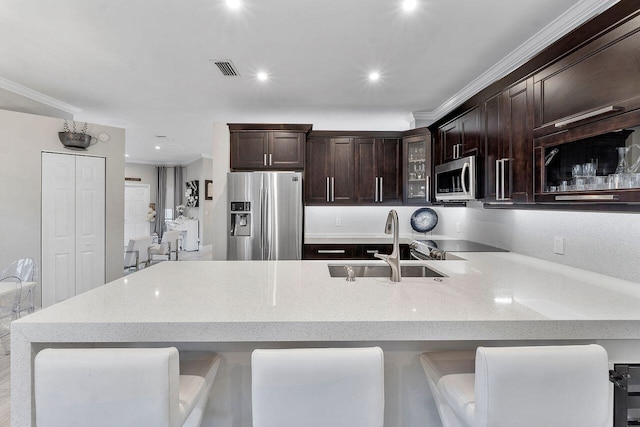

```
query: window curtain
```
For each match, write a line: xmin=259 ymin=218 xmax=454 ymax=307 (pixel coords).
xmin=155 ymin=166 xmax=167 ymax=238
xmin=174 ymin=166 xmax=183 ymax=216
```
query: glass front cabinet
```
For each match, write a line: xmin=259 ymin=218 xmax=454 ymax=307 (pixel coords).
xmin=403 ymin=132 xmax=432 ymax=204
xmin=535 ymin=113 xmax=640 ymax=205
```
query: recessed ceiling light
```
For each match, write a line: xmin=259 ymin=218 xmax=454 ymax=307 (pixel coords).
xmin=125 ymin=154 xmax=129 ymax=157
xmin=226 ymin=0 xmax=241 ymax=10
xmin=402 ymin=0 xmax=417 ymax=12
xmin=369 ymin=71 xmax=380 ymax=82
xmin=257 ymin=71 xmax=269 ymax=81
xmin=155 ymin=146 xmax=161 ymax=150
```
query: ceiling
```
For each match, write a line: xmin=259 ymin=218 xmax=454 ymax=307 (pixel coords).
xmin=0 ymin=0 xmax=617 ymax=164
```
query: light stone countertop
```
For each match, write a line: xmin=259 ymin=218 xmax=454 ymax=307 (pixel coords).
xmin=12 ymin=252 xmax=640 ymax=427
xmin=13 ymin=252 xmax=640 ymax=342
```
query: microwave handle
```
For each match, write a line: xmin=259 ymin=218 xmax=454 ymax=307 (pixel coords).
xmin=461 ymin=162 xmax=469 ymax=196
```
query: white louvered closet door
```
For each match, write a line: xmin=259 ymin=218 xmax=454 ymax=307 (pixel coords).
xmin=42 ymin=153 xmax=105 ymax=307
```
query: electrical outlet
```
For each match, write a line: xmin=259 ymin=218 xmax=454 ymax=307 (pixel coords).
xmin=335 ymin=217 xmax=342 ymax=227
xmin=553 ymin=237 xmax=564 ymax=255
xmin=455 ymin=222 xmax=461 ymax=234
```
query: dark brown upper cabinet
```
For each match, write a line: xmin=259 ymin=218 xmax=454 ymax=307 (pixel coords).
xmin=403 ymin=131 xmax=432 ymax=205
xmin=438 ymin=107 xmax=481 ymax=165
xmin=482 ymin=80 xmax=535 ymax=203
xmin=533 ymin=12 xmax=640 ymax=138
xmin=229 ymin=124 xmax=311 ymax=171
xmin=305 ymin=136 xmax=356 ymax=204
xmin=354 ymin=138 xmax=402 ymax=204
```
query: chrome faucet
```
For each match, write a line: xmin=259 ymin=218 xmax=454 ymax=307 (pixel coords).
xmin=374 ymin=209 xmax=401 ymax=282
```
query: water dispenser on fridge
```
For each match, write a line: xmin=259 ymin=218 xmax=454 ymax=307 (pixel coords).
xmin=229 ymin=202 xmax=251 ymax=237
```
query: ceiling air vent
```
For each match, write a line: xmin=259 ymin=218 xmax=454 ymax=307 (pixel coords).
xmin=212 ymin=60 xmax=240 ymax=77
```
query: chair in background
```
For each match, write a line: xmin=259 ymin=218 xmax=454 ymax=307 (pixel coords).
xmin=35 ymin=347 xmax=221 ymax=427
xmin=1 ymin=257 xmax=37 ymax=315
xmin=420 ymin=344 xmax=610 ymax=427
xmin=149 ymin=230 xmax=182 ymax=264
xmin=0 ymin=276 xmax=21 ymax=354
xmin=251 ymin=347 xmax=384 ymax=427
xmin=124 ymin=236 xmax=154 ymax=271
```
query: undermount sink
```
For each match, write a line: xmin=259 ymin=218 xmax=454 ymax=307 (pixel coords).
xmin=328 ymin=264 xmax=445 ymax=278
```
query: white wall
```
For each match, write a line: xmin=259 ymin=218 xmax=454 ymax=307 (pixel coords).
xmin=184 ymin=159 xmax=204 ymax=247
xmin=304 ymin=203 xmax=639 ymax=284
xmin=0 ymin=87 xmax=73 ymax=120
xmin=202 ymin=157 xmax=214 ymax=246
xmin=211 ymin=123 xmax=230 ymax=260
xmin=0 ymin=109 xmax=125 ymax=305
xmin=124 ymin=163 xmax=157 ymax=203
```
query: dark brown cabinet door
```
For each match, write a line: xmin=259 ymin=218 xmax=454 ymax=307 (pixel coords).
xmin=460 ymin=107 xmax=481 ymax=156
xmin=230 ymin=132 xmax=268 ymax=170
xmin=330 ymin=138 xmax=356 ymax=203
xmin=354 ymin=138 xmax=377 ymax=203
xmin=305 ymin=137 xmax=331 ymax=204
xmin=483 ymin=94 xmax=503 ymax=201
xmin=503 ymin=79 xmax=534 ymax=202
xmin=354 ymin=138 xmax=401 ymax=204
xmin=305 ymin=137 xmax=355 ymax=205
xmin=231 ymin=130 xmax=305 ymax=170
xmin=440 ymin=120 xmax=461 ymax=163
xmin=377 ymin=138 xmax=401 ymax=204
xmin=533 ymin=14 xmax=640 ymax=137
xmin=483 ymin=81 xmax=533 ymax=203
xmin=268 ymin=132 xmax=304 ymax=169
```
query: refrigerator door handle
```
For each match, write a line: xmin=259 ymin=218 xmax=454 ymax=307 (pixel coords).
xmin=260 ymin=187 xmax=266 ymax=259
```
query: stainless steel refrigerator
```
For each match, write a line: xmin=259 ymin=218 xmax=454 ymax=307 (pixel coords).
xmin=227 ymin=172 xmax=303 ymax=260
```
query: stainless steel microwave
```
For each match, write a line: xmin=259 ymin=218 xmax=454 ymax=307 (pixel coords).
xmin=435 ymin=155 xmax=477 ymax=201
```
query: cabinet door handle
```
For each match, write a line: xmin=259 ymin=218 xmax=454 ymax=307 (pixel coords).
xmin=374 ymin=177 xmax=378 ymax=202
xmin=331 ymin=177 xmax=335 ymax=202
xmin=379 ymin=177 xmax=383 ymax=203
xmin=317 ymin=249 xmax=345 ymax=254
xmin=366 ymin=250 xmax=379 ymax=254
xmin=326 ymin=177 xmax=330 ymax=202
xmin=263 ymin=153 xmax=267 ymax=166
xmin=495 ymin=159 xmax=501 ymax=201
xmin=452 ymin=145 xmax=457 ymax=159
xmin=498 ymin=158 xmax=509 ymax=200
xmin=269 ymin=153 xmax=273 ymax=166
xmin=426 ymin=175 xmax=430 ymax=202
xmin=554 ymin=106 xmax=623 ymax=127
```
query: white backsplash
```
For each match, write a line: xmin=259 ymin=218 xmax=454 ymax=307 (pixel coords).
xmin=304 ymin=203 xmax=640 ymax=283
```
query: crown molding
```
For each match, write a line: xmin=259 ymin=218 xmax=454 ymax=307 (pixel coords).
xmin=414 ymin=0 xmax=621 ymax=123
xmin=0 ymin=76 xmax=82 ymax=114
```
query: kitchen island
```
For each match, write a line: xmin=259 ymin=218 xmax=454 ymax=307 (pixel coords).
xmin=12 ymin=253 xmax=640 ymax=427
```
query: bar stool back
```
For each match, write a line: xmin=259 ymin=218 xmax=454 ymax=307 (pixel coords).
xmin=252 ymin=347 xmax=384 ymax=427
xmin=420 ymin=344 xmax=610 ymax=427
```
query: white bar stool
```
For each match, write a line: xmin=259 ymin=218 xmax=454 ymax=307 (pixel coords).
xmin=420 ymin=344 xmax=610 ymax=427
xmin=35 ymin=347 xmax=221 ymax=427
xmin=251 ymin=347 xmax=384 ymax=427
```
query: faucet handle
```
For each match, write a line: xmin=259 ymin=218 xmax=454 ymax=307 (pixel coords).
xmin=373 ymin=253 xmax=388 ymax=262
